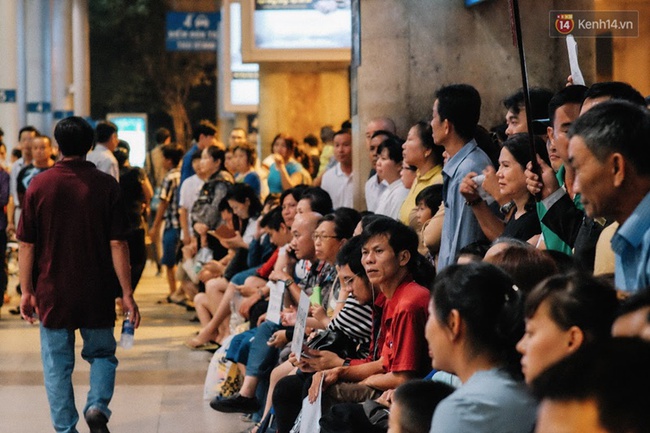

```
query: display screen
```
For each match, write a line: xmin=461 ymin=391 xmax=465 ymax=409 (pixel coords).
xmin=107 ymin=114 xmax=148 ymax=168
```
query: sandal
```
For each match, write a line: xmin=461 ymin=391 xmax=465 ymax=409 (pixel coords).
xmin=184 ymin=337 xmax=221 ymax=352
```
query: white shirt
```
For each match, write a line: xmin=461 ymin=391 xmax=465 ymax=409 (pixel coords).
xmin=9 ymin=157 xmax=25 ymax=205
xmin=178 ymin=174 xmax=205 ymax=239
xmin=87 ymin=143 xmax=119 ymax=180
xmin=375 ymin=179 xmax=410 ymax=220
xmin=364 ymin=173 xmax=386 ymax=212
xmin=321 ymin=163 xmax=354 ymax=209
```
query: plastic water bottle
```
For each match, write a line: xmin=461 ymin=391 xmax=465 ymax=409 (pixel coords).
xmin=120 ymin=313 xmax=135 ymax=349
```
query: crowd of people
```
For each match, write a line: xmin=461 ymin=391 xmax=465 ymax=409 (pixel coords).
xmin=4 ymin=78 xmax=650 ymax=433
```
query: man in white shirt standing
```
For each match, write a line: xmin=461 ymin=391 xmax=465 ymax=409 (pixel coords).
xmin=88 ymin=121 xmax=120 ymax=180
xmin=321 ymin=129 xmax=354 ymax=209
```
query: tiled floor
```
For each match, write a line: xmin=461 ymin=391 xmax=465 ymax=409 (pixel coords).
xmin=0 ymin=264 xmax=251 ymax=433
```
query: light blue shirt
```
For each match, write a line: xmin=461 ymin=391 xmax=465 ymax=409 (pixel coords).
xmin=267 ymin=161 xmax=300 ymax=194
xmin=611 ymin=191 xmax=650 ymax=292
xmin=437 ymin=140 xmax=492 ymax=269
xmin=430 ymin=368 xmax=537 ymax=433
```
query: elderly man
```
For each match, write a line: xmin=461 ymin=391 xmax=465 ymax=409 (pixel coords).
xmin=567 ymin=100 xmax=650 ymax=292
xmin=19 ymin=117 xmax=140 ymax=433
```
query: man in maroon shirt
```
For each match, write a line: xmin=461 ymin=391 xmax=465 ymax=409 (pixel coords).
xmin=18 ymin=116 xmax=140 ymax=433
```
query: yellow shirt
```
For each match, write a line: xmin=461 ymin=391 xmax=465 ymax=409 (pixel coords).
xmin=399 ymin=165 xmax=443 ymax=226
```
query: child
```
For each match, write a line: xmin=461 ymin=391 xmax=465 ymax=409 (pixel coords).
xmin=414 ymin=184 xmax=443 ymax=260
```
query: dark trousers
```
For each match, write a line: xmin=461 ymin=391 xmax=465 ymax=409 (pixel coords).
xmin=126 ymin=228 xmax=146 ymax=292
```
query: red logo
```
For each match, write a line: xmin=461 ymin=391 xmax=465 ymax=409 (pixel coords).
xmin=555 ymin=14 xmax=574 ymax=34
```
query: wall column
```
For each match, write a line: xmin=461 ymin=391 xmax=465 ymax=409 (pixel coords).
xmin=0 ymin=0 xmax=20 ymax=154
xmin=72 ymin=0 xmax=90 ymax=118
xmin=51 ymin=0 xmax=74 ymax=124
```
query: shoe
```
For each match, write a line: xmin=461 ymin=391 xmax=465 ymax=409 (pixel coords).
xmin=210 ymin=392 xmax=260 ymax=414
xmin=85 ymin=408 xmax=110 ymax=433
xmin=184 ymin=337 xmax=221 ymax=352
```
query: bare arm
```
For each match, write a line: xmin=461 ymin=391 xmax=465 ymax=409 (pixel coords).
xmin=18 ymin=241 xmax=38 ymax=323
xmin=111 ymin=240 xmax=140 ymax=327
xmin=360 ymin=370 xmax=417 ymax=392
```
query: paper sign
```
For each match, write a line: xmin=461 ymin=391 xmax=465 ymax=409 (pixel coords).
xmin=291 ymin=291 xmax=311 ymax=362
xmin=566 ymin=35 xmax=585 ymax=86
xmin=265 ymin=281 xmax=284 ymax=325
xmin=300 ymin=373 xmax=324 ymax=433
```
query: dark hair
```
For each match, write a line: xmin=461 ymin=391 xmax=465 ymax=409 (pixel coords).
xmin=524 ymin=273 xmax=618 ymax=344
xmin=415 ymin=184 xmax=443 ymax=212
xmin=617 ymin=287 xmax=650 ymax=319
xmin=336 ymin=235 xmax=366 ymax=277
xmin=193 ymin=121 xmax=217 ymax=141
xmin=548 ymin=85 xmax=588 ymax=125
xmin=263 ymin=193 xmax=281 ymax=209
xmin=412 ymin=121 xmax=444 ymax=166
xmin=455 ymin=240 xmax=490 ymax=262
xmin=303 ymin=134 xmax=319 ymax=148
xmin=280 ymin=185 xmax=309 ymax=207
xmin=542 ymin=249 xmax=583 ymax=274
xmin=432 ymin=262 xmax=524 ymax=379
xmin=334 ymin=207 xmax=361 ymax=233
xmin=190 ymin=149 xmax=202 ymax=162
xmin=474 ymin=125 xmax=502 ymax=168
xmin=503 ymin=87 xmax=554 ymax=121
xmin=155 ymin=127 xmax=171 ymax=144
xmin=300 ymin=186 xmax=333 ymax=215
xmin=376 ymin=135 xmax=404 ymax=164
xmin=585 ymin=81 xmax=646 ymax=107
xmin=570 ymin=100 xmax=650 ymax=176
xmin=320 ymin=125 xmax=335 ymax=143
xmin=19 ymin=125 xmax=39 ymax=141
xmin=485 ymin=243 xmax=558 ymax=295
xmin=54 ymin=116 xmax=95 ymax=156
xmin=260 ymin=206 xmax=284 ymax=231
xmin=333 ymin=128 xmax=352 ymax=140
xmin=113 ymin=147 xmax=129 ymax=167
xmin=161 ymin=144 xmax=184 ymax=167
xmin=272 ymin=133 xmax=296 ymax=152
xmin=226 ymin=183 xmax=263 ymax=219
xmin=11 ymin=148 xmax=22 ymax=159
xmin=435 ymin=84 xmax=481 ymax=142
xmin=95 ymin=121 xmax=117 ymax=143
xmin=362 ymin=216 xmax=435 ymax=287
xmin=316 ymin=213 xmax=354 ymax=239
xmin=392 ymin=380 xmax=455 ymax=433
xmin=502 ymin=132 xmax=550 ymax=169
xmin=204 ymin=145 xmax=226 ymax=170
xmin=370 ymin=129 xmax=395 ymax=140
xmin=233 ymin=143 xmax=256 ymax=166
xmin=532 ymin=338 xmax=650 ymax=433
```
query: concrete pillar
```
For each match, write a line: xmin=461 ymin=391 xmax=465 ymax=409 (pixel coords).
xmin=351 ymin=0 xmax=596 ymax=207
xmin=0 ymin=0 xmax=20 ymax=156
xmin=51 ymin=0 xmax=74 ymax=124
xmin=72 ymin=0 xmax=90 ymax=118
xmin=25 ymin=0 xmax=53 ymax=134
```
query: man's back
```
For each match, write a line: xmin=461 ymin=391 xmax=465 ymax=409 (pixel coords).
xmin=17 ymin=159 xmax=125 ymax=329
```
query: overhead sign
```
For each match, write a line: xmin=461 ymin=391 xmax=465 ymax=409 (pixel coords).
xmin=26 ymin=102 xmax=51 ymax=113
xmin=166 ymin=12 xmax=220 ymax=51
xmin=0 ymin=89 xmax=16 ymax=103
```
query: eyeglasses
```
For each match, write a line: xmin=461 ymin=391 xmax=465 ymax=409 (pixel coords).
xmin=312 ymin=234 xmax=339 ymax=241
xmin=342 ymin=272 xmax=363 ymax=287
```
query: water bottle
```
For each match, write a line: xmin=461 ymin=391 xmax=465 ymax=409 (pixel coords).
xmin=120 ymin=312 xmax=135 ymax=349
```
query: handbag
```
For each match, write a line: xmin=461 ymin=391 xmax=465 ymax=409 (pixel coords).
xmin=306 ymin=329 xmax=358 ymax=359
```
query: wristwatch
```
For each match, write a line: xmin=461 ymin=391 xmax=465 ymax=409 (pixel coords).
xmin=342 ymin=358 xmax=352 ymax=367
xmin=284 ymin=278 xmax=294 ymax=287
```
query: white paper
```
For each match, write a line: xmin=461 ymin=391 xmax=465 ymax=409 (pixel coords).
xmin=291 ymin=291 xmax=311 ymax=362
xmin=299 ymin=373 xmax=324 ymax=433
xmin=566 ymin=35 xmax=585 ymax=86
xmin=265 ymin=281 xmax=284 ymax=325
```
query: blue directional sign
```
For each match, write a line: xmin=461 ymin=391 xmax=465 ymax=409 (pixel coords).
xmin=166 ymin=12 xmax=220 ymax=51
xmin=26 ymin=102 xmax=51 ymax=113
xmin=0 ymin=89 xmax=17 ymax=103
xmin=53 ymin=110 xmax=74 ymax=119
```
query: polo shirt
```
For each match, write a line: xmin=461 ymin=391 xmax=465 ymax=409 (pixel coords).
xmin=611 ymin=190 xmax=650 ymax=292
xmin=364 ymin=174 xmax=386 ymax=212
xmin=321 ymin=162 xmax=354 ymax=209
xmin=87 ymin=143 xmax=119 ymax=180
xmin=17 ymin=159 xmax=127 ymax=329
xmin=375 ymin=179 xmax=409 ymax=220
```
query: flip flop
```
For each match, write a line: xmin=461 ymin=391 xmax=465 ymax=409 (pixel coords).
xmin=184 ymin=340 xmax=221 ymax=351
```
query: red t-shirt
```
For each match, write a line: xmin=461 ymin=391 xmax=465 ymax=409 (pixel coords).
xmin=17 ymin=159 xmax=127 ymax=329
xmin=380 ymin=280 xmax=431 ymax=375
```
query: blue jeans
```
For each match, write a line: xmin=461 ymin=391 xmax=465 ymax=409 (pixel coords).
xmin=40 ymin=325 xmax=118 ymax=433
xmin=245 ymin=321 xmax=280 ymax=377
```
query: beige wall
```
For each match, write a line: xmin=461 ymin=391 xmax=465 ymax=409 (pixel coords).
xmin=258 ymin=62 xmax=350 ymax=157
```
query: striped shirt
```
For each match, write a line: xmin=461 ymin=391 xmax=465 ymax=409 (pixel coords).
xmin=328 ymin=296 xmax=373 ymax=358
xmin=159 ymin=168 xmax=181 ymax=229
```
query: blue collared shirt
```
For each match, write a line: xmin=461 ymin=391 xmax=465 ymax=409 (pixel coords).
xmin=611 ymin=191 xmax=650 ymax=292
xmin=437 ymin=139 xmax=493 ymax=269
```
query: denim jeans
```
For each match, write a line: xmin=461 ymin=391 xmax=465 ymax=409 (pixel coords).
xmin=245 ymin=320 xmax=280 ymax=377
xmin=40 ymin=325 xmax=118 ymax=433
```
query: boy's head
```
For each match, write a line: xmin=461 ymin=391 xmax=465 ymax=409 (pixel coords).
xmin=162 ymin=144 xmax=184 ymax=169
xmin=260 ymin=207 xmax=291 ymax=247
xmin=415 ymin=184 xmax=443 ymax=225
xmin=388 ymin=380 xmax=454 ymax=433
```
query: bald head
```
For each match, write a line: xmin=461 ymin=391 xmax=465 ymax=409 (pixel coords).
xmin=290 ymin=212 xmax=320 ymax=261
